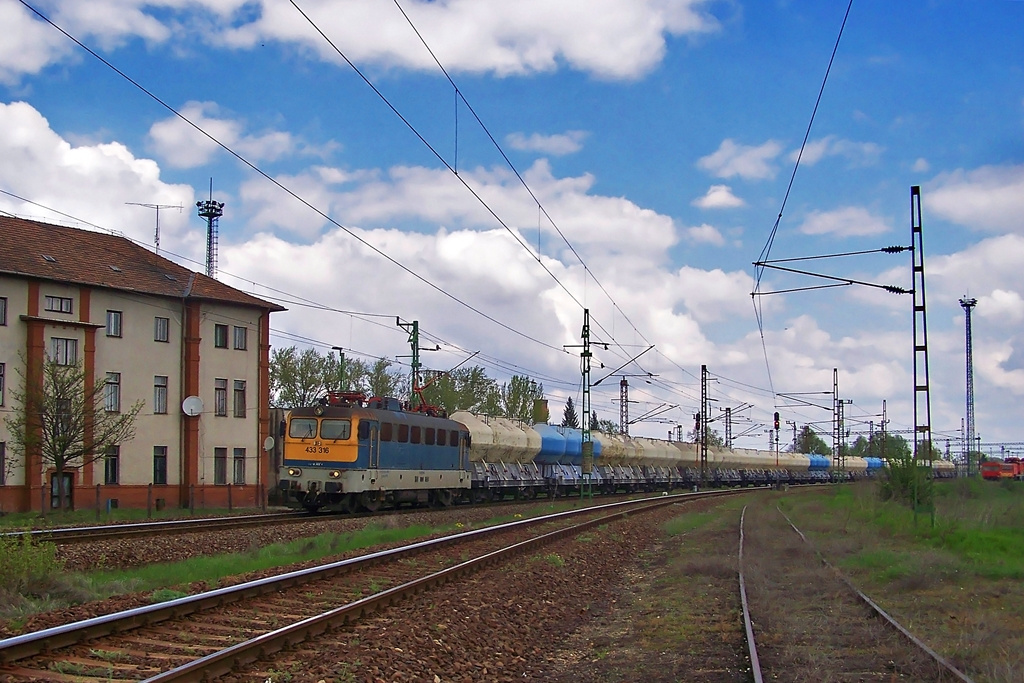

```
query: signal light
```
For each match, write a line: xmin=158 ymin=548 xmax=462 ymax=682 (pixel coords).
xmin=774 ymin=411 xmax=780 ymax=430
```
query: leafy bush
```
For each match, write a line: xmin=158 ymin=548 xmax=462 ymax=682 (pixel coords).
xmin=878 ymin=452 xmax=933 ymax=511
xmin=0 ymin=534 xmax=64 ymax=593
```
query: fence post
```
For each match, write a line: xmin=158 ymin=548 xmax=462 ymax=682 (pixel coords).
xmin=227 ymin=483 xmax=233 ymax=511
xmin=95 ymin=484 xmax=101 ymax=520
xmin=147 ymin=484 xmax=153 ymax=519
xmin=189 ymin=484 xmax=195 ymax=514
xmin=261 ymin=484 xmax=267 ymax=513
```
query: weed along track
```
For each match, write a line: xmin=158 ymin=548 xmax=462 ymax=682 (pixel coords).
xmin=0 ymin=495 xmax=689 ymax=682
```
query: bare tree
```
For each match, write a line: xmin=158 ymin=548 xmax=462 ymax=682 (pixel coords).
xmin=3 ymin=357 xmax=143 ymax=511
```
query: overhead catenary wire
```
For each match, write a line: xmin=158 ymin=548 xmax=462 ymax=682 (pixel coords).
xmin=386 ymin=0 xmax=654 ymax=355
xmin=750 ymin=0 xmax=856 ymax=404
xmin=15 ymin=0 xmax=568 ymax=359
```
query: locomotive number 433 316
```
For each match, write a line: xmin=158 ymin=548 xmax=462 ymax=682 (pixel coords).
xmin=305 ymin=440 xmax=330 ymax=455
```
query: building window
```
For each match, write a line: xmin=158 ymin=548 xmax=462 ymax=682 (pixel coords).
xmin=0 ymin=363 xmax=4 ymax=407
xmin=215 ymin=379 xmax=228 ymax=416
xmin=45 ymin=295 xmax=73 ymax=314
xmin=233 ymin=448 xmax=246 ymax=485
xmin=154 ymin=317 xmax=170 ymax=342
xmin=154 ymin=376 xmax=168 ymax=414
xmin=104 ymin=446 xmax=120 ymax=485
xmin=0 ymin=442 xmax=5 ymax=486
xmin=214 ymin=447 xmax=227 ymax=485
xmin=106 ymin=310 xmax=122 ymax=338
xmin=153 ymin=446 xmax=168 ymax=485
xmin=51 ymin=338 xmax=78 ymax=365
xmin=214 ymin=324 xmax=228 ymax=348
xmin=0 ymin=297 xmax=6 ymax=325
xmin=105 ymin=372 xmax=121 ymax=412
xmin=233 ymin=380 xmax=246 ymax=418
xmin=233 ymin=326 xmax=247 ymax=350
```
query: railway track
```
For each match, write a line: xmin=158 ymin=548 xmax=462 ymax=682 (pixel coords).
xmin=0 ymin=492 xmax=728 ymax=681
xmin=737 ymin=502 xmax=974 ymax=682
xmin=0 ymin=512 xmax=310 ymax=544
xmin=2 ymin=492 xmax=652 ymax=546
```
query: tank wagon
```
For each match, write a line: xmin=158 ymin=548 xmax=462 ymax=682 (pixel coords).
xmin=277 ymin=393 xmax=956 ymax=512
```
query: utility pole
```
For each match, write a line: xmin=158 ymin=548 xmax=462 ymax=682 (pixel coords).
xmin=565 ymin=310 xmax=605 ymax=499
xmin=396 ymin=319 xmax=439 ymax=408
xmin=786 ymin=420 xmax=797 ymax=451
xmin=911 ymin=186 xmax=935 ymax=524
xmin=331 ymin=346 xmax=346 ymax=391
xmin=700 ymin=364 xmax=709 ymax=487
xmin=960 ymin=296 xmax=978 ymax=476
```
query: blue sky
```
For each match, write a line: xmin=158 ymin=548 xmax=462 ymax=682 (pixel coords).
xmin=2 ymin=0 xmax=1022 ymax=453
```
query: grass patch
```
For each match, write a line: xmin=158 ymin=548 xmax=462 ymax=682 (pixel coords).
xmin=786 ymin=479 xmax=1024 ymax=582
xmin=85 ymin=522 xmax=437 ymax=593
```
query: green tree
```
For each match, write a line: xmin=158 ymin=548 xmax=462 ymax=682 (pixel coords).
xmin=795 ymin=426 xmax=832 ymax=456
xmin=591 ymin=411 xmax=620 ymax=435
xmin=497 ymin=375 xmax=544 ymax=421
xmin=3 ymin=357 xmax=143 ymax=511
xmin=269 ymin=346 xmax=335 ymax=408
xmin=561 ymin=396 xmax=579 ymax=429
xmin=687 ymin=427 xmax=724 ymax=448
xmin=364 ymin=358 xmax=408 ymax=399
xmin=420 ymin=366 xmax=497 ymax=414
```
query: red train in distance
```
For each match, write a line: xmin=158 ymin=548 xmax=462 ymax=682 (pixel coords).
xmin=980 ymin=457 xmax=1024 ymax=481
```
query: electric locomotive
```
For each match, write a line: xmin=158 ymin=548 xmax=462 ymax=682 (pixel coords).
xmin=278 ymin=392 xmax=471 ymax=512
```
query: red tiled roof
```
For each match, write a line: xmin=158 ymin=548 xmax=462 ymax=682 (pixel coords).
xmin=0 ymin=215 xmax=285 ymax=311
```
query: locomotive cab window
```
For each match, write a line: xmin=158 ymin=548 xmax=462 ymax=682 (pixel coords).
xmin=289 ymin=418 xmax=317 ymax=439
xmin=320 ymin=419 xmax=351 ymax=441
xmin=381 ymin=422 xmax=393 ymax=441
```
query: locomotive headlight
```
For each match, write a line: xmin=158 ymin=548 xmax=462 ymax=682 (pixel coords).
xmin=287 ymin=467 xmax=302 ymax=477
xmin=329 ymin=470 xmax=342 ymax=479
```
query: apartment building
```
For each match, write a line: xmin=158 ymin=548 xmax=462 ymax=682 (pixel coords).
xmin=0 ymin=216 xmax=285 ymax=513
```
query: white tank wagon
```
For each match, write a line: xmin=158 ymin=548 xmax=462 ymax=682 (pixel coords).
xmin=451 ymin=412 xmax=541 ymax=463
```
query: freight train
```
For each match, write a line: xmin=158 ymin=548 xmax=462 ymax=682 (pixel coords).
xmin=276 ymin=392 xmax=956 ymax=512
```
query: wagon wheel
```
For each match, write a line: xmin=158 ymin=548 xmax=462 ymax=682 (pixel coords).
xmin=341 ymin=493 xmax=359 ymax=514
xmin=359 ymin=490 xmax=382 ymax=512
xmin=433 ymin=488 xmax=454 ymax=507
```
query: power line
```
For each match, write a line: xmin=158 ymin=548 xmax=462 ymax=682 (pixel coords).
xmin=16 ymin=0 xmax=567 ymax=358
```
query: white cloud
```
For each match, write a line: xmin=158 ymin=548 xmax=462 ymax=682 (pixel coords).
xmin=0 ymin=3 xmax=74 ymax=84
xmin=912 ymin=158 xmax=930 ymax=173
xmin=789 ymin=135 xmax=883 ymax=166
xmin=979 ymin=290 xmax=1024 ymax=325
xmin=0 ymin=1 xmax=722 ymax=82
xmin=506 ymin=130 xmax=588 ymax=155
xmin=697 ymin=139 xmax=783 ymax=180
xmin=685 ymin=224 xmax=726 ymax=246
xmin=691 ymin=184 xmax=745 ymax=209
xmin=0 ymin=101 xmax=196 ymax=251
xmin=927 ymin=164 xmax=1024 ymax=234
xmin=147 ymin=101 xmax=335 ymax=169
xmin=797 ymin=206 xmax=891 ymax=237
xmin=238 ymin=158 xmax=680 ymax=260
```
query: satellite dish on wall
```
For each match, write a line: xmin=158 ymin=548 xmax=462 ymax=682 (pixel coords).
xmin=263 ymin=436 xmax=275 ymax=452
xmin=182 ymin=395 xmax=204 ymax=417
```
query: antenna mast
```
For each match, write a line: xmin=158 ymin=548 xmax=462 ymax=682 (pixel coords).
xmin=196 ymin=178 xmax=224 ymax=278
xmin=126 ymin=202 xmax=182 ymax=255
